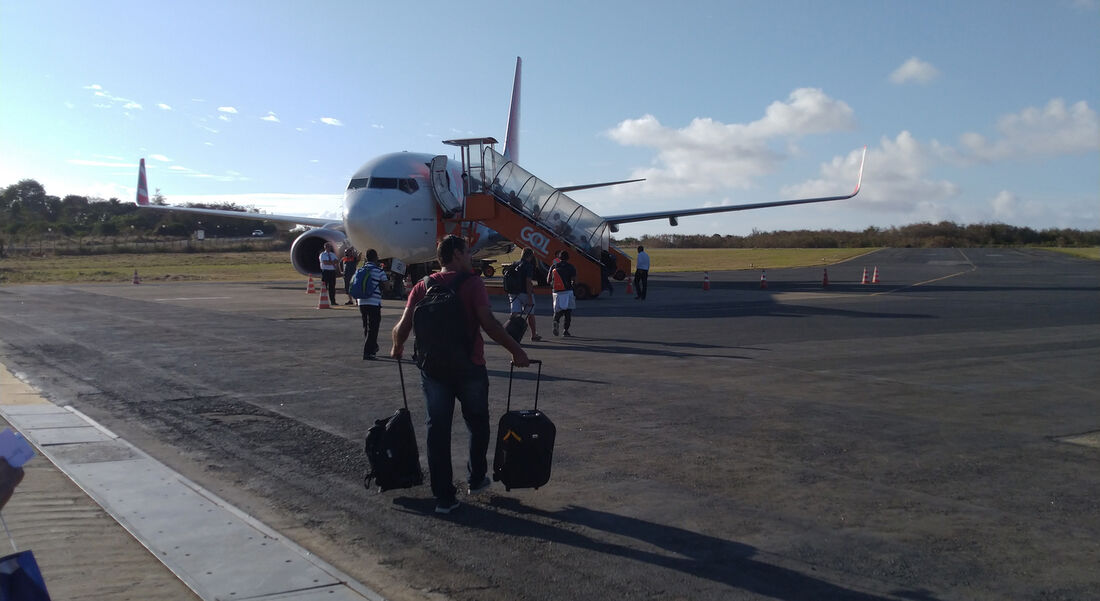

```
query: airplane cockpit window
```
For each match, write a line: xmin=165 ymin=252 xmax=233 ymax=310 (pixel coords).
xmin=347 ymin=177 xmax=370 ymax=190
xmin=360 ymin=177 xmax=419 ymax=194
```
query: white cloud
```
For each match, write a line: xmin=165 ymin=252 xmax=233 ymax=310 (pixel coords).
xmin=990 ymin=190 xmax=1022 ymax=219
xmin=218 ymin=106 xmax=238 ymax=114
xmin=607 ymin=88 xmax=855 ymax=196
xmin=889 ymin=57 xmax=940 ymax=85
xmin=218 ymin=115 xmax=231 ymax=122
xmin=261 ymin=111 xmax=280 ymax=122
xmin=320 ymin=117 xmax=344 ymax=126
xmin=952 ymin=99 xmax=1098 ymax=162
xmin=783 ymin=132 xmax=957 ymax=213
xmin=157 ymin=103 xmax=172 ymax=110
xmin=168 ymin=165 xmax=192 ymax=172
xmin=149 ymin=154 xmax=172 ymax=162
xmin=83 ymin=85 xmax=143 ymax=111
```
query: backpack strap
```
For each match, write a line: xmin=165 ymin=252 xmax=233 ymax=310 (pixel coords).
xmin=424 ymin=270 xmax=473 ymax=293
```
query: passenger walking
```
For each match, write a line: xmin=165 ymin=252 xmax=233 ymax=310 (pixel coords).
xmin=341 ymin=247 xmax=360 ymax=305
xmin=549 ymin=250 xmax=577 ymax=337
xmin=318 ymin=242 xmax=340 ymax=307
xmin=634 ymin=245 xmax=650 ymax=300
xmin=600 ymin=250 xmax=616 ymax=297
xmin=390 ymin=235 xmax=530 ymax=514
xmin=357 ymin=249 xmax=389 ymax=360
xmin=507 ymin=248 xmax=542 ymax=341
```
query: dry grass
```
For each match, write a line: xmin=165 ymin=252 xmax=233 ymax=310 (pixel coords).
xmin=1046 ymin=247 xmax=1100 ymax=261
xmin=3 ymin=248 xmax=874 ymax=285
xmin=0 ymin=251 xmax=298 ymax=285
xmin=485 ymin=247 xmax=881 ymax=272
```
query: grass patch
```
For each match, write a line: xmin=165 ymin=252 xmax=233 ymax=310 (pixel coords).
xmin=0 ymin=251 xmax=299 ymax=285
xmin=485 ymin=247 xmax=881 ymax=273
xmin=1045 ymin=247 xmax=1100 ymax=261
xmin=2 ymin=248 xmax=881 ymax=285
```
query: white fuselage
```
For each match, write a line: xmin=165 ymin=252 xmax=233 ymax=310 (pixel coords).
xmin=341 ymin=151 xmax=504 ymax=263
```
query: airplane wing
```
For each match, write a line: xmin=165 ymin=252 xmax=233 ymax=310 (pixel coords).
xmin=134 ymin=158 xmax=338 ymax=228
xmin=556 ymin=178 xmax=645 ymax=193
xmin=602 ymin=146 xmax=866 ymax=230
xmin=134 ymin=202 xmax=337 ymax=228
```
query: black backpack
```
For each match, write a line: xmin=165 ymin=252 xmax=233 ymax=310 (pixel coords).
xmin=412 ymin=271 xmax=473 ymax=382
xmin=364 ymin=361 xmax=423 ymax=491
xmin=502 ymin=260 xmax=526 ymax=294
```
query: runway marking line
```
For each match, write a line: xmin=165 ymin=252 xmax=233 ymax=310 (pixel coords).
xmin=153 ymin=297 xmax=233 ymax=301
xmin=871 ymin=249 xmax=977 ymax=296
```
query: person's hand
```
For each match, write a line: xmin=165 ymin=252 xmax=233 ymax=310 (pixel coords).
xmin=511 ymin=348 xmax=530 ymax=367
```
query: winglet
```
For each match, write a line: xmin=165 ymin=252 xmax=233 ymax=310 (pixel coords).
xmin=503 ymin=57 xmax=522 ymax=164
xmin=853 ymin=145 xmax=867 ymax=196
xmin=136 ymin=158 xmax=149 ymax=205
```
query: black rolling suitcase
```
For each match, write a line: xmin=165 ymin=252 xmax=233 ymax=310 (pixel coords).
xmin=363 ymin=359 xmax=424 ymax=492
xmin=493 ymin=360 xmax=555 ymax=490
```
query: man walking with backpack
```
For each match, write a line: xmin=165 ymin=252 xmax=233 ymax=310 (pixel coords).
xmin=390 ymin=235 xmax=530 ymax=514
xmin=505 ymin=248 xmax=542 ymax=342
xmin=357 ymin=249 xmax=389 ymax=360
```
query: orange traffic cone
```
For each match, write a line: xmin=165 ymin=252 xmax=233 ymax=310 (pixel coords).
xmin=759 ymin=270 xmax=768 ymax=289
xmin=307 ymin=276 xmax=316 ymax=294
xmin=132 ymin=270 xmax=141 ymax=285
xmin=871 ymin=266 xmax=880 ymax=284
xmin=626 ymin=276 xmax=634 ymax=296
xmin=822 ymin=268 xmax=829 ymax=287
xmin=317 ymin=282 xmax=331 ymax=309
xmin=702 ymin=271 xmax=710 ymax=291
xmin=860 ymin=268 xmax=869 ymax=284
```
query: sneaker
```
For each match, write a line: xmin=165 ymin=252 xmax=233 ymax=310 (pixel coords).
xmin=563 ymin=331 xmax=573 ymax=337
xmin=553 ymin=322 xmax=559 ymax=336
xmin=468 ymin=477 xmax=491 ymax=495
xmin=530 ymin=335 xmax=543 ymax=342
xmin=435 ymin=498 xmax=460 ymax=514
xmin=363 ymin=354 xmax=376 ymax=361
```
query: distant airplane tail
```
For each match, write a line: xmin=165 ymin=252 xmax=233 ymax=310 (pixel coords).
xmin=136 ymin=158 xmax=149 ymax=205
xmin=503 ymin=57 xmax=521 ymax=163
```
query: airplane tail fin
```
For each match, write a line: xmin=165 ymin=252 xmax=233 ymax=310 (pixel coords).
xmin=136 ymin=158 xmax=150 ymax=205
xmin=503 ymin=57 xmax=521 ymax=163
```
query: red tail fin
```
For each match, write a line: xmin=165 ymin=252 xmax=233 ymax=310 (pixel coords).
xmin=136 ymin=158 xmax=149 ymax=205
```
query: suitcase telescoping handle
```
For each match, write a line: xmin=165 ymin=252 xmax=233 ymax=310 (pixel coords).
xmin=507 ymin=359 xmax=542 ymax=412
xmin=397 ymin=358 xmax=409 ymax=410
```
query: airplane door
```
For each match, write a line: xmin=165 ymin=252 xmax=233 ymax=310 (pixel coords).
xmin=429 ymin=155 xmax=461 ymax=216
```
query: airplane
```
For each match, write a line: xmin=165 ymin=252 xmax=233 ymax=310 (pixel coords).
xmin=136 ymin=57 xmax=866 ymax=296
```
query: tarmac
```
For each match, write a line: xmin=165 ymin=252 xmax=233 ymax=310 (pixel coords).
xmin=0 ymin=247 xmax=1098 ymax=600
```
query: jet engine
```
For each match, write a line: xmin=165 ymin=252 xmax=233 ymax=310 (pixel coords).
xmin=290 ymin=228 xmax=347 ymax=276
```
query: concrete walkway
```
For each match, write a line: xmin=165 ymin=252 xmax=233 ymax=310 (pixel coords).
xmin=0 ymin=362 xmax=384 ymax=601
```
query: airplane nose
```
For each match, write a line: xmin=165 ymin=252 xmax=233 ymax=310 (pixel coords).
xmin=343 ymin=189 xmax=374 ymax=250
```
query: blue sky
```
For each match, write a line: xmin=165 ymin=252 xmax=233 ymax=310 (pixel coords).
xmin=2 ymin=0 xmax=1097 ymax=237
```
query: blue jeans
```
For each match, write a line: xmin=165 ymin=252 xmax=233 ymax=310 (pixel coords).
xmin=420 ymin=364 xmax=490 ymax=501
